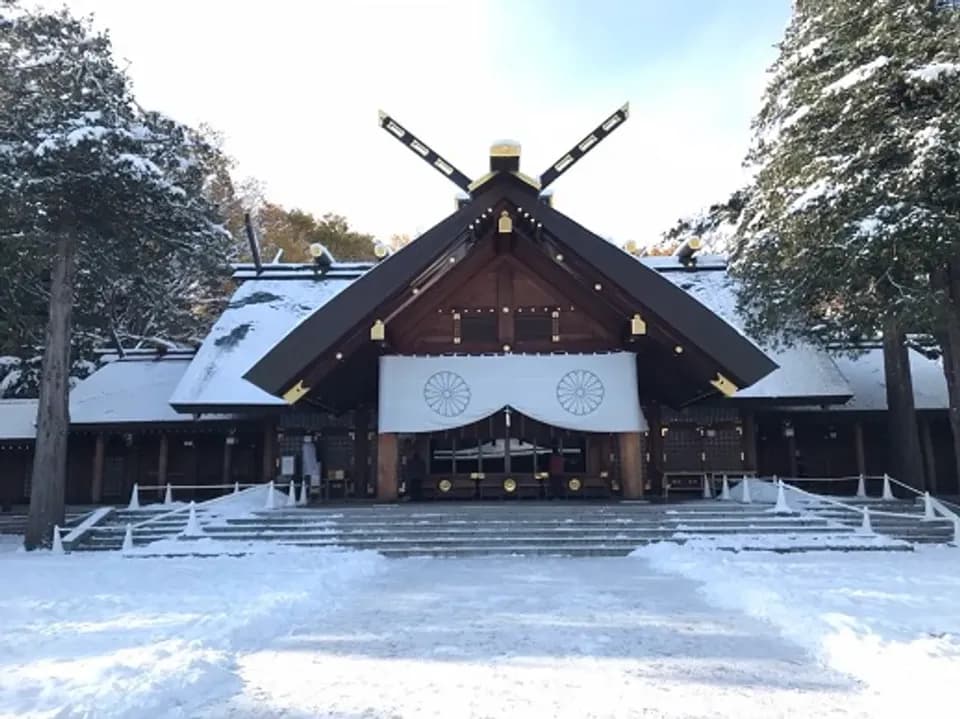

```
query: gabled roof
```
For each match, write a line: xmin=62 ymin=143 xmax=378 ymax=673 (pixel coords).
xmin=0 ymin=399 xmax=38 ymax=442
xmin=72 ymin=355 xmax=235 ymax=425
xmin=655 ymin=260 xmax=853 ymax=404
xmin=171 ymin=271 xmax=364 ymax=413
xmin=243 ymin=174 xmax=777 ymax=400
xmin=830 ymin=348 xmax=947 ymax=411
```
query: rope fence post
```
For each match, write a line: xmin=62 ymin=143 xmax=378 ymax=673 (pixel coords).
xmin=265 ymin=481 xmax=276 ymax=510
xmin=924 ymin=492 xmax=936 ymax=521
xmin=774 ymin=480 xmax=791 ymax=514
xmin=720 ymin=475 xmax=731 ymax=501
xmin=127 ymin=483 xmax=140 ymax=511
xmin=741 ymin=477 xmax=753 ymax=504
xmin=856 ymin=474 xmax=866 ymax=499
xmin=858 ymin=506 xmax=873 ymax=535
xmin=121 ymin=523 xmax=134 ymax=553
xmin=702 ymin=475 xmax=713 ymax=499
xmin=882 ymin=473 xmax=894 ymax=501
xmin=163 ymin=484 xmax=173 ymax=506
xmin=286 ymin=480 xmax=297 ymax=507
xmin=52 ymin=525 xmax=64 ymax=554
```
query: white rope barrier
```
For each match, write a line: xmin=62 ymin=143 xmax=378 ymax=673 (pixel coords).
xmin=776 ymin=479 xmax=928 ymax=520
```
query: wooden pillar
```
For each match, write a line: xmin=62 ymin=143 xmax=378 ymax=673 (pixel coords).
xmin=377 ymin=433 xmax=399 ymax=501
xmin=618 ymin=431 xmax=644 ymax=499
xmin=261 ymin=424 xmax=276 ymax=483
xmin=787 ymin=429 xmax=799 ymax=477
xmin=157 ymin=433 xmax=169 ymax=497
xmin=222 ymin=436 xmax=234 ymax=485
xmin=853 ymin=421 xmax=866 ymax=478
xmin=352 ymin=407 xmax=371 ymax=497
xmin=921 ymin=419 xmax=938 ymax=493
xmin=645 ymin=402 xmax=662 ymax=492
xmin=91 ymin=433 xmax=105 ymax=504
xmin=741 ymin=411 xmax=758 ymax=471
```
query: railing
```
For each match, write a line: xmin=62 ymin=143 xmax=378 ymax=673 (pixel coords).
xmin=719 ymin=475 xmax=959 ymax=545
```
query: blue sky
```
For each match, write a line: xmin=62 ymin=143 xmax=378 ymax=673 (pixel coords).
xmin=52 ymin=0 xmax=792 ymax=246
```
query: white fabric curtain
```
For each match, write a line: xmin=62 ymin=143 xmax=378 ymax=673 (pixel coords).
xmin=378 ymin=352 xmax=647 ymax=433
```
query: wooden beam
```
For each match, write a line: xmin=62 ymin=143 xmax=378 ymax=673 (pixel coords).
xmin=618 ymin=431 xmax=644 ymax=499
xmin=853 ymin=421 xmax=866 ymax=478
xmin=787 ymin=427 xmax=799 ymax=478
xmin=157 ymin=433 xmax=168 ymax=498
xmin=741 ymin=411 xmax=757 ymax=471
xmin=91 ymin=433 xmax=105 ymax=504
xmin=497 ymin=264 xmax=514 ymax=346
xmin=261 ymin=425 xmax=276 ymax=483
xmin=377 ymin=433 xmax=399 ymax=501
xmin=353 ymin=407 xmax=371 ymax=497
xmin=222 ymin=436 xmax=233 ymax=485
xmin=921 ymin=419 xmax=938 ymax=493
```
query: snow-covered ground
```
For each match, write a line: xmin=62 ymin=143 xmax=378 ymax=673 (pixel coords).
xmin=1 ymin=543 xmax=958 ymax=718
xmin=635 ymin=544 xmax=960 ymax=715
xmin=0 ymin=546 xmax=384 ymax=719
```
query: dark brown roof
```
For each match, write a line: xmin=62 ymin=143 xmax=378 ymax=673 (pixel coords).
xmin=243 ymin=173 xmax=777 ymax=398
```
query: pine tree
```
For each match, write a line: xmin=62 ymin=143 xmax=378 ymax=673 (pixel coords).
xmin=0 ymin=3 xmax=230 ymax=548
xmin=732 ymin=0 xmax=960 ymax=489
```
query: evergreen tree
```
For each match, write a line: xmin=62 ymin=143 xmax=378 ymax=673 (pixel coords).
xmin=0 ymin=3 xmax=230 ymax=548
xmin=732 ymin=0 xmax=960 ymax=488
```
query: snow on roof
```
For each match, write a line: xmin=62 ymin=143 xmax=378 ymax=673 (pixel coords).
xmin=70 ymin=355 xmax=229 ymax=425
xmin=657 ymin=266 xmax=852 ymax=401
xmin=0 ymin=399 xmax=38 ymax=440
xmin=830 ymin=348 xmax=947 ymax=411
xmin=171 ymin=277 xmax=356 ymax=409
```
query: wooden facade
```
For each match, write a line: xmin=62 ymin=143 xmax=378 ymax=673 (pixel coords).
xmin=3 ymin=143 xmax=960 ymax=506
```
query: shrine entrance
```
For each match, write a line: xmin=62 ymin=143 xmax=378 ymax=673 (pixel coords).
xmin=399 ymin=410 xmax=623 ymax=501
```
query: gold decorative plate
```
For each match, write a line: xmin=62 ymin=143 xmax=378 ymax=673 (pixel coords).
xmin=503 ymin=478 xmax=517 ymax=492
xmin=568 ymin=478 xmax=582 ymax=492
xmin=438 ymin=479 xmax=452 ymax=493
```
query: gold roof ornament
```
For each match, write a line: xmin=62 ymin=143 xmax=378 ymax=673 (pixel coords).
xmin=711 ymin=372 xmax=739 ymax=397
xmin=282 ymin=380 xmax=310 ymax=405
xmin=498 ymin=210 xmax=513 ymax=234
xmin=490 ymin=140 xmax=521 ymax=158
xmin=370 ymin=319 xmax=386 ymax=342
xmin=710 ymin=372 xmax=740 ymax=397
xmin=631 ymin=313 xmax=647 ymax=336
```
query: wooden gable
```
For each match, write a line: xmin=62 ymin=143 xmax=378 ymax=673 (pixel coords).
xmin=389 ymin=231 xmax=620 ymax=355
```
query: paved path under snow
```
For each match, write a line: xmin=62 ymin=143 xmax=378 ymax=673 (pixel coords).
xmin=205 ymin=557 xmax=873 ymax=718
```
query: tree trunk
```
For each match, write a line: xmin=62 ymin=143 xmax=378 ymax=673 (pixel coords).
xmin=881 ymin=314 xmax=924 ymax=491
xmin=24 ymin=231 xmax=78 ymax=550
xmin=936 ymin=260 xmax=960 ymax=494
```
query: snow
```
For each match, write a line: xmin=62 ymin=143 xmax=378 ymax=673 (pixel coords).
xmin=823 ymin=56 xmax=890 ymax=95
xmin=788 ymin=178 xmax=839 ymax=213
xmin=659 ymin=267 xmax=853 ymax=402
xmin=69 ymin=355 xmax=234 ymax=425
xmin=635 ymin=543 xmax=960 ymax=715
xmin=829 ymin=347 xmax=948 ymax=411
xmin=0 ymin=398 xmax=38 ymax=440
xmin=5 ymin=543 xmax=960 ymax=717
xmin=907 ymin=62 xmax=960 ymax=82
xmin=199 ymin=557 xmax=873 ymax=718
xmin=171 ymin=277 xmax=355 ymax=409
xmin=0 ymin=548 xmax=384 ymax=719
